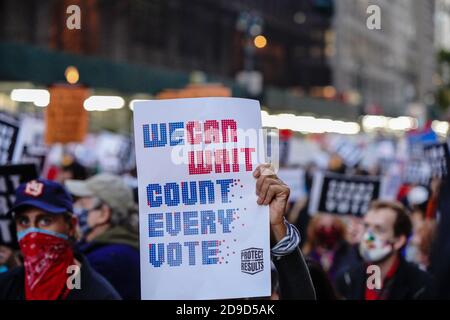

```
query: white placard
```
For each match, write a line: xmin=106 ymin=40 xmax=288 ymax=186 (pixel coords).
xmin=133 ymin=98 xmax=270 ymax=300
xmin=277 ymin=168 xmax=306 ymax=201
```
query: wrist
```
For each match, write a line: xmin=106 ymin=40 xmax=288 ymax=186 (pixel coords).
xmin=271 ymin=220 xmax=288 ymax=243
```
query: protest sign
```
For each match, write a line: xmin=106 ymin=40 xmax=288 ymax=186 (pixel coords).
xmin=45 ymin=85 xmax=89 ymax=144
xmin=308 ymin=171 xmax=381 ymax=217
xmin=0 ymin=164 xmax=38 ymax=247
xmin=277 ymin=168 xmax=306 ymax=201
xmin=423 ymin=142 xmax=450 ymax=179
xmin=95 ymin=132 xmax=135 ymax=174
xmin=379 ymin=160 xmax=403 ymax=201
xmin=0 ymin=113 xmax=20 ymax=165
xmin=133 ymin=98 xmax=270 ymax=300
xmin=403 ymin=159 xmax=432 ymax=186
xmin=12 ymin=117 xmax=47 ymax=172
xmin=407 ymin=129 xmax=438 ymax=159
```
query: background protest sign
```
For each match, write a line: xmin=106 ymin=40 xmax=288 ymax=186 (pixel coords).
xmin=95 ymin=132 xmax=135 ymax=174
xmin=308 ymin=171 xmax=381 ymax=217
xmin=403 ymin=159 xmax=432 ymax=186
xmin=45 ymin=85 xmax=89 ymax=144
xmin=12 ymin=117 xmax=47 ymax=172
xmin=133 ymin=97 xmax=270 ymax=300
xmin=0 ymin=113 xmax=20 ymax=165
xmin=423 ymin=142 xmax=450 ymax=179
xmin=277 ymin=167 xmax=306 ymax=201
xmin=0 ymin=164 xmax=38 ymax=247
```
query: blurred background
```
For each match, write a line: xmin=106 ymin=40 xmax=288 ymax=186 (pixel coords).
xmin=0 ymin=0 xmax=448 ymax=177
xmin=0 ymin=0 xmax=448 ymax=131
xmin=1 ymin=0 xmax=450 ymax=300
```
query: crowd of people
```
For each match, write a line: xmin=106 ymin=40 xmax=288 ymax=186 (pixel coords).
xmin=0 ymin=131 xmax=450 ymax=300
xmin=282 ymin=145 xmax=450 ymax=300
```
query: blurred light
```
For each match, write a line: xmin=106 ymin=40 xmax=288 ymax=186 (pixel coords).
xmin=84 ymin=96 xmax=125 ymax=111
xmin=254 ymin=35 xmax=267 ymax=49
xmin=261 ymin=111 xmax=360 ymax=135
xmin=65 ymin=66 xmax=79 ymax=84
xmin=323 ymin=86 xmax=336 ymax=99
xmin=362 ymin=115 xmax=417 ymax=132
xmin=362 ymin=115 xmax=388 ymax=131
xmin=293 ymin=12 xmax=306 ymax=24
xmin=432 ymin=120 xmax=450 ymax=137
xmin=388 ymin=117 xmax=417 ymax=131
xmin=10 ymin=89 xmax=50 ymax=107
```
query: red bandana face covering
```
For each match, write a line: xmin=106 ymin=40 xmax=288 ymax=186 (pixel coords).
xmin=18 ymin=228 xmax=74 ymax=300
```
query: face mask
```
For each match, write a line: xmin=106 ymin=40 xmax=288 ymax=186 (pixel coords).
xmin=18 ymin=228 xmax=74 ymax=300
xmin=359 ymin=231 xmax=393 ymax=263
xmin=316 ymin=226 xmax=341 ymax=249
xmin=73 ymin=207 xmax=92 ymax=237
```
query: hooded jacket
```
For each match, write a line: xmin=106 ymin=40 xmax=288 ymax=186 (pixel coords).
xmin=77 ymin=226 xmax=140 ymax=300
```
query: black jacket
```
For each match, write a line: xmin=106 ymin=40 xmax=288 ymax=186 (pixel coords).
xmin=0 ymin=253 xmax=121 ymax=300
xmin=431 ymin=180 xmax=450 ymax=299
xmin=335 ymin=256 xmax=434 ymax=300
xmin=273 ymin=248 xmax=316 ymax=300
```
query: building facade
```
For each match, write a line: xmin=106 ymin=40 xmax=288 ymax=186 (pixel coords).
xmin=331 ymin=0 xmax=436 ymax=117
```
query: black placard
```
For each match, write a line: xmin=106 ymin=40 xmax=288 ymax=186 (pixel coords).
xmin=308 ymin=172 xmax=380 ymax=217
xmin=0 ymin=114 xmax=19 ymax=165
xmin=403 ymin=159 xmax=432 ymax=186
xmin=423 ymin=142 xmax=450 ymax=179
xmin=0 ymin=164 xmax=38 ymax=247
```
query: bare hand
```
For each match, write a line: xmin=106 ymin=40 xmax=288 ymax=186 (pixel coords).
xmin=253 ymin=164 xmax=290 ymax=242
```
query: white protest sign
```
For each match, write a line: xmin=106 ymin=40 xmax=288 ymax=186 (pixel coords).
xmin=277 ymin=168 xmax=305 ymax=201
xmin=133 ymin=98 xmax=270 ymax=300
xmin=12 ymin=117 xmax=47 ymax=171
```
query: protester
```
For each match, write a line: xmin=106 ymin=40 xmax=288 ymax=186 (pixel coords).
xmin=55 ymin=155 xmax=89 ymax=183
xmin=430 ymin=179 xmax=450 ymax=299
xmin=344 ymin=215 xmax=365 ymax=247
xmin=0 ymin=179 xmax=121 ymax=300
xmin=406 ymin=220 xmax=436 ymax=271
xmin=65 ymin=173 xmax=140 ymax=300
xmin=253 ymin=164 xmax=316 ymax=300
xmin=335 ymin=200 xmax=434 ymax=300
xmin=305 ymin=257 xmax=339 ymax=300
xmin=303 ymin=213 xmax=360 ymax=283
xmin=0 ymin=245 xmax=20 ymax=273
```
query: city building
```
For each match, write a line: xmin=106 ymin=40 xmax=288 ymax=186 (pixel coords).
xmin=331 ymin=0 xmax=436 ymax=117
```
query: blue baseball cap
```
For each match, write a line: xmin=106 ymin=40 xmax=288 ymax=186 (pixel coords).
xmin=10 ymin=179 xmax=74 ymax=215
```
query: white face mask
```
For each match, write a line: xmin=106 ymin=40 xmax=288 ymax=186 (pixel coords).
xmin=359 ymin=231 xmax=393 ymax=263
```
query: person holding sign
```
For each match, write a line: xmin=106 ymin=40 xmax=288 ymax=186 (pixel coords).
xmin=335 ymin=201 xmax=434 ymax=300
xmin=253 ymin=164 xmax=316 ymax=300
xmin=0 ymin=179 xmax=120 ymax=300
xmin=133 ymin=98 xmax=316 ymax=300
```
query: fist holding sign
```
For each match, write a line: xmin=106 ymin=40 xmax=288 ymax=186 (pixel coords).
xmin=133 ymin=98 xmax=271 ymax=300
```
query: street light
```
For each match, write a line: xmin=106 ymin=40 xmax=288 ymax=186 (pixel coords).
xmin=254 ymin=35 xmax=267 ymax=49
xmin=65 ymin=66 xmax=80 ymax=84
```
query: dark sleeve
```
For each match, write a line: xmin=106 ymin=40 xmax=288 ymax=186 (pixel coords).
xmin=0 ymin=267 xmax=24 ymax=300
xmin=431 ymin=180 xmax=450 ymax=298
xmin=273 ymin=248 xmax=316 ymax=300
xmin=334 ymin=271 xmax=349 ymax=300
